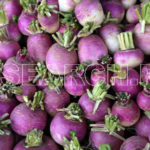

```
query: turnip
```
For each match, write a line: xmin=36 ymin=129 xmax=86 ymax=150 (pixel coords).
xmin=3 ymin=48 xmax=36 ymax=84
xmin=46 ymin=43 xmax=78 ymax=75
xmin=27 ymin=33 xmax=52 ymax=61
xmin=43 ymin=87 xmax=70 ymax=116
xmin=124 ymin=24 xmax=135 ymax=32
xmin=112 ymin=92 xmax=140 ymax=127
xmin=126 ymin=5 xmax=141 ymax=24
xmin=136 ymin=82 xmax=150 ymax=111
xmin=0 ymin=113 xmax=14 ymax=150
xmin=121 ymin=0 xmax=137 ymax=9
xmin=134 ymin=2 xmax=150 ymax=54
xmin=0 ymin=40 xmax=20 ymax=61
xmin=37 ymin=0 xmax=59 ymax=34
xmin=103 ymin=1 xmax=125 ymax=23
xmin=78 ymin=35 xmax=108 ymax=64
xmin=78 ymin=81 xmax=114 ymax=121
xmin=120 ymin=136 xmax=148 ymax=150
xmin=14 ymin=129 xmax=59 ymax=150
xmin=50 ymin=103 xmax=87 ymax=145
xmin=3 ymin=0 xmax=22 ymax=21
xmin=141 ymin=64 xmax=150 ymax=83
xmin=16 ymin=83 xmax=37 ymax=103
xmin=108 ymin=64 xmax=141 ymax=97
xmin=36 ymin=79 xmax=48 ymax=89
xmin=114 ymin=32 xmax=144 ymax=68
xmin=90 ymin=112 xmax=125 ymax=150
xmin=10 ymin=91 xmax=47 ymax=136
xmin=75 ymin=0 xmax=105 ymax=37
xmin=58 ymin=0 xmax=81 ymax=12
xmin=0 ymin=22 xmax=21 ymax=42
xmin=99 ymin=23 xmax=121 ymax=54
xmin=0 ymin=81 xmax=22 ymax=117
xmin=64 ymin=62 xmax=90 ymax=96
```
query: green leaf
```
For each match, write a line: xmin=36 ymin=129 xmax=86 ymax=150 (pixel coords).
xmin=99 ymin=144 xmax=111 ymax=150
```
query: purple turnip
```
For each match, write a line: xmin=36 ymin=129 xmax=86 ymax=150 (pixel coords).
xmin=0 ymin=40 xmax=20 ymax=61
xmin=141 ymin=64 xmax=150 ymax=83
xmin=120 ymin=136 xmax=148 ymax=150
xmin=3 ymin=48 xmax=36 ymax=84
xmin=37 ymin=0 xmax=59 ymax=34
xmin=75 ymin=0 xmax=105 ymax=37
xmin=112 ymin=92 xmax=140 ymax=127
xmin=124 ymin=24 xmax=135 ymax=32
xmin=36 ymin=79 xmax=48 ymax=90
xmin=134 ymin=2 xmax=150 ymax=54
xmin=0 ymin=114 xmax=14 ymax=150
xmin=0 ymin=22 xmax=21 ymax=42
xmin=99 ymin=23 xmax=121 ymax=54
xmin=114 ymin=32 xmax=144 ymax=68
xmin=108 ymin=64 xmax=141 ymax=97
xmin=78 ymin=35 xmax=108 ymax=64
xmin=10 ymin=91 xmax=47 ymax=136
xmin=126 ymin=5 xmax=141 ymax=24
xmin=16 ymin=83 xmax=37 ymax=103
xmin=121 ymin=0 xmax=137 ymax=9
xmin=50 ymin=103 xmax=87 ymax=145
xmin=14 ymin=129 xmax=59 ymax=150
xmin=90 ymin=112 xmax=125 ymax=150
xmin=136 ymin=82 xmax=150 ymax=111
xmin=103 ymin=1 xmax=125 ymax=23
xmin=78 ymin=81 xmax=114 ymax=121
xmin=43 ymin=87 xmax=70 ymax=116
xmin=46 ymin=43 xmax=78 ymax=75
xmin=27 ymin=33 xmax=52 ymax=62
xmin=58 ymin=0 xmax=81 ymax=12
xmin=3 ymin=0 xmax=22 ymax=21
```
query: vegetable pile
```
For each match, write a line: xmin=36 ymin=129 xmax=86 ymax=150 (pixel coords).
xmin=1 ymin=0 xmax=150 ymax=149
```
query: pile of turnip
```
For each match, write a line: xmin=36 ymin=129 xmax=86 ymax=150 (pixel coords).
xmin=1 ymin=0 xmax=150 ymax=149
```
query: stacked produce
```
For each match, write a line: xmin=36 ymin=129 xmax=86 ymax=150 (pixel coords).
xmin=1 ymin=0 xmax=150 ymax=149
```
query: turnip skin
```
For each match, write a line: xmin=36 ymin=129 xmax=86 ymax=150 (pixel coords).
xmin=3 ymin=52 xmax=36 ymax=84
xmin=13 ymin=136 xmax=59 ymax=150
xmin=27 ymin=33 xmax=52 ymax=62
xmin=43 ymin=88 xmax=70 ymax=116
xmin=0 ymin=98 xmax=17 ymax=117
xmin=78 ymin=93 xmax=111 ymax=121
xmin=0 ymin=41 xmax=20 ymax=61
xmin=141 ymin=64 xmax=150 ymax=83
xmin=50 ymin=112 xmax=87 ymax=145
xmin=134 ymin=23 xmax=150 ymax=55
xmin=64 ymin=73 xmax=90 ymax=96
xmin=18 ymin=12 xmax=37 ymax=36
xmin=124 ymin=24 xmax=135 ymax=32
xmin=126 ymin=5 xmax=141 ymax=24
xmin=10 ymin=103 xmax=47 ymax=136
xmin=99 ymin=23 xmax=121 ymax=54
xmin=46 ymin=43 xmax=78 ymax=75
xmin=103 ymin=1 xmax=125 ymax=23
xmin=121 ymin=0 xmax=137 ymax=9
xmin=16 ymin=83 xmax=37 ymax=103
xmin=78 ymin=35 xmax=108 ymax=64
xmin=114 ymin=49 xmax=144 ymax=68
xmin=112 ymin=100 xmax=140 ymax=127
xmin=90 ymin=128 xmax=123 ymax=150
xmin=91 ymin=70 xmax=110 ymax=86
xmin=111 ymin=68 xmax=140 ymax=97
xmin=120 ymin=136 xmax=148 ymax=150
xmin=5 ymin=22 xmax=21 ymax=42
xmin=36 ymin=79 xmax=48 ymax=90
xmin=3 ymin=0 xmax=22 ymax=20
xmin=75 ymin=0 xmax=104 ymax=28
xmin=0 ymin=129 xmax=14 ymax=150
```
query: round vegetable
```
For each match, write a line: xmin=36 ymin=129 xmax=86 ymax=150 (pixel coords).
xmin=141 ymin=64 xmax=150 ymax=83
xmin=121 ymin=0 xmax=137 ymax=9
xmin=50 ymin=103 xmax=87 ymax=145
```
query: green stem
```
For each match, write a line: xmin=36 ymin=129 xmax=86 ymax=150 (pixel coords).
xmin=103 ymin=12 xmax=118 ymax=24
xmin=116 ymin=92 xmax=131 ymax=105
xmin=143 ymin=143 xmax=150 ymax=150
xmin=0 ymin=27 xmax=8 ymax=41
xmin=25 ymin=129 xmax=43 ymax=148
xmin=37 ymin=0 xmax=58 ymax=17
xmin=140 ymin=82 xmax=150 ymax=90
xmin=117 ymin=32 xmax=134 ymax=51
xmin=63 ymin=131 xmax=83 ymax=150
xmin=58 ymin=103 xmax=83 ymax=122
xmin=24 ymin=91 xmax=45 ymax=111
xmin=99 ymin=144 xmax=111 ymax=150
xmin=0 ymin=10 xmax=9 ymax=26
xmin=78 ymin=22 xmax=101 ymax=38
xmin=144 ymin=111 xmax=150 ymax=119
